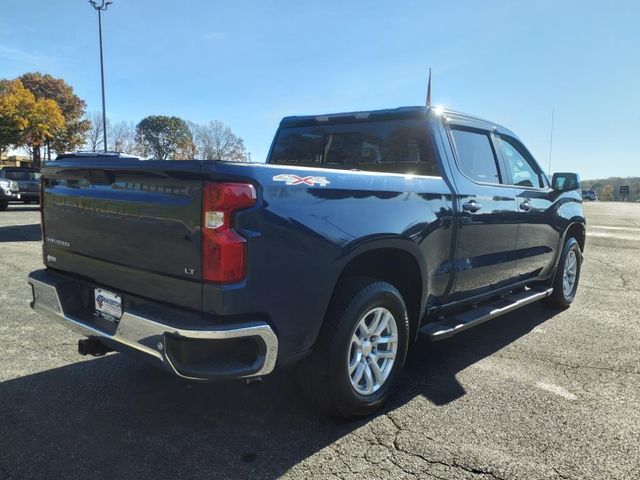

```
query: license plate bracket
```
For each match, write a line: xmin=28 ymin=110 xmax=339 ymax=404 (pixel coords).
xmin=94 ymin=288 xmax=122 ymax=321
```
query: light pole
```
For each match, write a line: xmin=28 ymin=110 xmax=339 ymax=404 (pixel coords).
xmin=89 ymin=0 xmax=112 ymax=152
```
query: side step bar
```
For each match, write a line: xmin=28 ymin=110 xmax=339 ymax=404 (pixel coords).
xmin=420 ymin=287 xmax=553 ymax=341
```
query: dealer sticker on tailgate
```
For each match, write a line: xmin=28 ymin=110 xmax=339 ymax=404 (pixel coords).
xmin=94 ymin=288 xmax=122 ymax=320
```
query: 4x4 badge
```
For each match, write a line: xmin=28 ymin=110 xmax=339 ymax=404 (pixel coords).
xmin=273 ymin=174 xmax=330 ymax=187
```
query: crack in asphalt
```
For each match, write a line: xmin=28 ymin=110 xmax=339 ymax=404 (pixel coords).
xmin=496 ymin=353 xmax=640 ymax=378
xmin=383 ymin=413 xmax=508 ymax=480
xmin=552 ymin=467 xmax=571 ymax=480
xmin=589 ymin=256 xmax=635 ymax=291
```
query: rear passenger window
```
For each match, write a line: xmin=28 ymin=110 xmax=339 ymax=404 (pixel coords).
xmin=451 ymin=128 xmax=500 ymax=184
xmin=270 ymin=119 xmax=440 ymax=176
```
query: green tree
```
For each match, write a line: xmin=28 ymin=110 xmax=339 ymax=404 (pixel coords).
xmin=19 ymin=72 xmax=90 ymax=164
xmin=135 ymin=115 xmax=192 ymax=160
xmin=0 ymin=79 xmax=64 ymax=158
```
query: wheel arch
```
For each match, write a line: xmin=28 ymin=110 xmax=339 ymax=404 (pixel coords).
xmin=323 ymin=238 xmax=427 ymax=345
xmin=565 ymin=222 xmax=586 ymax=252
xmin=550 ymin=220 xmax=586 ymax=277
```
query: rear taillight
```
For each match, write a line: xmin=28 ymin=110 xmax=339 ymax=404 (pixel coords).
xmin=202 ymin=182 xmax=256 ymax=283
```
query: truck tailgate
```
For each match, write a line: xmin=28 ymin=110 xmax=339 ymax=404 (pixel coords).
xmin=42 ymin=160 xmax=204 ymax=310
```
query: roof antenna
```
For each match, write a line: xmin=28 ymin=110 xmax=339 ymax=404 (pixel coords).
xmin=426 ymin=68 xmax=432 ymax=108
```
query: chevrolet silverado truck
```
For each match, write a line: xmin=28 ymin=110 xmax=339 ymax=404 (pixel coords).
xmin=28 ymin=107 xmax=585 ymax=417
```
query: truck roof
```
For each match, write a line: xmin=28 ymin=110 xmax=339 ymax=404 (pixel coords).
xmin=279 ymin=106 xmax=429 ymax=127
xmin=279 ymin=105 xmax=517 ymax=137
xmin=54 ymin=152 xmax=142 ymax=161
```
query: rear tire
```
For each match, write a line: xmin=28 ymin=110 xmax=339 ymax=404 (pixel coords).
xmin=547 ymin=237 xmax=582 ymax=308
xmin=299 ymin=277 xmax=409 ymax=418
xmin=0 ymin=201 xmax=8 ymax=211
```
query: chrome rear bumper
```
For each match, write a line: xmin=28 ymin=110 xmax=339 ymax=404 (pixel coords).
xmin=28 ymin=271 xmax=278 ymax=380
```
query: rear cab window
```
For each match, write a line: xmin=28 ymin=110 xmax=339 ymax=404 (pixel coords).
xmin=270 ymin=119 xmax=440 ymax=176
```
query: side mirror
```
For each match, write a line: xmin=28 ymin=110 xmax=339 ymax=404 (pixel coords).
xmin=551 ymin=172 xmax=581 ymax=192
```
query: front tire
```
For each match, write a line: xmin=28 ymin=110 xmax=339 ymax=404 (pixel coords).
xmin=547 ymin=237 xmax=582 ymax=308
xmin=0 ymin=200 xmax=8 ymax=211
xmin=299 ymin=278 xmax=409 ymax=418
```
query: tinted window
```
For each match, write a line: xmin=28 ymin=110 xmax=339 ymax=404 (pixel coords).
xmin=270 ymin=127 xmax=324 ymax=166
xmin=496 ymin=137 xmax=542 ymax=188
xmin=270 ymin=119 xmax=439 ymax=176
xmin=451 ymin=129 xmax=500 ymax=184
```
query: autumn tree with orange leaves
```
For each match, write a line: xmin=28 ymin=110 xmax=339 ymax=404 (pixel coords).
xmin=0 ymin=79 xmax=64 ymax=164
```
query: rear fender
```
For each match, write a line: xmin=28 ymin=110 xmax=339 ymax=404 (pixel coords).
xmin=319 ymin=235 xmax=427 ymax=342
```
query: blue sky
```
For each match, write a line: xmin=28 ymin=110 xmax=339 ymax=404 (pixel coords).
xmin=1 ymin=0 xmax=638 ymax=179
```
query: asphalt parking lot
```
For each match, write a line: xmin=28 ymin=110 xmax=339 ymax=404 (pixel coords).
xmin=1 ymin=201 xmax=639 ymax=480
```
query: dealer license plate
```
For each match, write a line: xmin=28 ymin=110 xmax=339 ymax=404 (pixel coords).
xmin=94 ymin=288 xmax=122 ymax=320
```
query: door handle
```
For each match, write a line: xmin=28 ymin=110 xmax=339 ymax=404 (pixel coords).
xmin=462 ymin=200 xmax=482 ymax=213
xmin=519 ymin=200 xmax=532 ymax=211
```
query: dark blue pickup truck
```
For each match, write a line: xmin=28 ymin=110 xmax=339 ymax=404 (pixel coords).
xmin=28 ymin=106 xmax=585 ymax=417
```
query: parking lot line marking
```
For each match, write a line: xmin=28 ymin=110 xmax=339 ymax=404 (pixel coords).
xmin=535 ymin=382 xmax=577 ymax=400
xmin=589 ymin=225 xmax=640 ymax=232
xmin=587 ymin=232 xmax=640 ymax=241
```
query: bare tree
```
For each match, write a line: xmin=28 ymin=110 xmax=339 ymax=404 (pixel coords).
xmin=109 ymin=121 xmax=140 ymax=155
xmin=189 ymin=120 xmax=247 ymax=161
xmin=83 ymin=111 xmax=109 ymax=151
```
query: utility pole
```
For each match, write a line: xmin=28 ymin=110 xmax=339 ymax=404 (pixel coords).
xmin=89 ymin=0 xmax=112 ymax=152
xmin=548 ymin=107 xmax=555 ymax=175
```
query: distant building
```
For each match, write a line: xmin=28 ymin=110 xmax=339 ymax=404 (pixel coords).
xmin=0 ymin=154 xmax=32 ymax=167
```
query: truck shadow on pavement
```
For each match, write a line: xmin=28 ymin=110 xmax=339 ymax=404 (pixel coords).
xmin=0 ymin=303 xmax=557 ymax=479
xmin=0 ymin=223 xmax=41 ymax=242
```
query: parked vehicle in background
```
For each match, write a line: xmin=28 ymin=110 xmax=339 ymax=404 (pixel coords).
xmin=0 ymin=176 xmax=20 ymax=210
xmin=28 ymin=106 xmax=585 ymax=417
xmin=582 ymin=189 xmax=597 ymax=201
xmin=0 ymin=167 xmax=41 ymax=204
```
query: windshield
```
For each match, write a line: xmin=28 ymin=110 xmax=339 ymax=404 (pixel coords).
xmin=3 ymin=170 xmax=41 ymax=181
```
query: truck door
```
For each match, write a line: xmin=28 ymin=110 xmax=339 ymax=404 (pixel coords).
xmin=493 ymin=134 xmax=559 ymax=280
xmin=446 ymin=125 xmax=521 ymax=298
